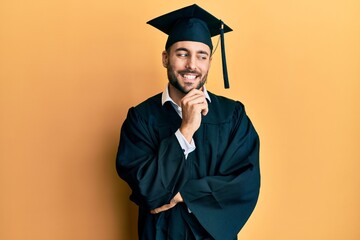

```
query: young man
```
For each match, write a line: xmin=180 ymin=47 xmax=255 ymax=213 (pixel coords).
xmin=116 ymin=4 xmax=260 ymax=240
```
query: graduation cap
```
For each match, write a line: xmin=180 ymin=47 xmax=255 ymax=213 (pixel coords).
xmin=147 ymin=4 xmax=233 ymax=89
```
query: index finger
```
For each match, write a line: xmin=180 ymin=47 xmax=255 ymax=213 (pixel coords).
xmin=184 ymin=89 xmax=205 ymax=98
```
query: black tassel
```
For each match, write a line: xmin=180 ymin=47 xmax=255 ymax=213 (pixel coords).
xmin=220 ymin=21 xmax=230 ymax=89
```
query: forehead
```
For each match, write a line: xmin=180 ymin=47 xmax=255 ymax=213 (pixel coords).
xmin=169 ymin=41 xmax=211 ymax=54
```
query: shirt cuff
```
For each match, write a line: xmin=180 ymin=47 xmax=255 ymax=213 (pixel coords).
xmin=175 ymin=129 xmax=196 ymax=159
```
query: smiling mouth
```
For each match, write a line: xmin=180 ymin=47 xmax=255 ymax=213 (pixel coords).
xmin=181 ymin=73 xmax=198 ymax=80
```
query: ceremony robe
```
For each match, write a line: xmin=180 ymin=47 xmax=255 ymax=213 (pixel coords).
xmin=116 ymin=91 xmax=260 ymax=240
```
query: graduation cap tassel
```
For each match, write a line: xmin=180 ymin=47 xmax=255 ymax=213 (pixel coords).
xmin=220 ymin=21 xmax=230 ymax=89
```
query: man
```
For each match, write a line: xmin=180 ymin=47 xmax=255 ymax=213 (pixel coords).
xmin=116 ymin=4 xmax=260 ymax=240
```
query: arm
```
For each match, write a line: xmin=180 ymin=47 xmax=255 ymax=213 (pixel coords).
xmin=181 ymin=103 xmax=260 ymax=240
xmin=116 ymin=107 xmax=187 ymax=210
xmin=149 ymin=89 xmax=208 ymax=213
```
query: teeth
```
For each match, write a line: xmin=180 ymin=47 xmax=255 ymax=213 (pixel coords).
xmin=183 ymin=74 xmax=196 ymax=80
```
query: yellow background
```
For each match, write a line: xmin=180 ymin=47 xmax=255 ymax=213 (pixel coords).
xmin=1 ymin=0 xmax=359 ymax=239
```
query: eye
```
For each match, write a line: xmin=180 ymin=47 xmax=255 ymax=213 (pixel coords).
xmin=198 ymin=54 xmax=208 ymax=60
xmin=176 ymin=52 xmax=188 ymax=57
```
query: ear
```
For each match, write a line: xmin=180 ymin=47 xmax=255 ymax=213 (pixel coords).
xmin=162 ymin=50 xmax=168 ymax=68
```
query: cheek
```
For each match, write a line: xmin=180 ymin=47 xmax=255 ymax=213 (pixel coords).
xmin=170 ymin=61 xmax=185 ymax=71
xmin=199 ymin=62 xmax=211 ymax=73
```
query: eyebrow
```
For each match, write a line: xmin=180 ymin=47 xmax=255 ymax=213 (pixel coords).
xmin=175 ymin=47 xmax=209 ymax=56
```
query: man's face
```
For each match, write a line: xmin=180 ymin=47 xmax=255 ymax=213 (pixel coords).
xmin=163 ymin=41 xmax=212 ymax=94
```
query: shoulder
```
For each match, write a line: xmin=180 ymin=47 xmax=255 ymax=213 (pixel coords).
xmin=208 ymin=91 xmax=244 ymax=109
xmin=205 ymin=91 xmax=245 ymax=123
xmin=134 ymin=93 xmax=162 ymax=113
xmin=126 ymin=93 xmax=173 ymax=125
xmin=125 ymin=93 xmax=162 ymax=119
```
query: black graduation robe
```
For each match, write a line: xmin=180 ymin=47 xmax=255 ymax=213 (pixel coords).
xmin=116 ymin=91 xmax=260 ymax=240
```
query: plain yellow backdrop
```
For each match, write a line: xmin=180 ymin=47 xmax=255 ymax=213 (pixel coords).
xmin=1 ymin=0 xmax=359 ymax=239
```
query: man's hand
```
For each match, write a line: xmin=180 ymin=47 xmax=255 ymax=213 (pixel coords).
xmin=179 ymin=89 xmax=208 ymax=143
xmin=150 ymin=192 xmax=184 ymax=214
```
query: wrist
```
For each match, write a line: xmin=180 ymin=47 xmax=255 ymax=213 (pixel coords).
xmin=179 ymin=126 xmax=194 ymax=143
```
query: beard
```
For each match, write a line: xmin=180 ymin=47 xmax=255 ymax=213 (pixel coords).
xmin=167 ymin=64 xmax=208 ymax=94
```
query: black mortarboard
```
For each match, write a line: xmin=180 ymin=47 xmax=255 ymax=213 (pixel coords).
xmin=147 ymin=4 xmax=233 ymax=89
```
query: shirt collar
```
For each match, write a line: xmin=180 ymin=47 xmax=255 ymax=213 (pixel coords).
xmin=161 ymin=84 xmax=211 ymax=106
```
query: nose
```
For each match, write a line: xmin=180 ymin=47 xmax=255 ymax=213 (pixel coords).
xmin=185 ymin=56 xmax=196 ymax=71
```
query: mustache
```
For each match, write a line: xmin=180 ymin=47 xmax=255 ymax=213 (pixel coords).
xmin=178 ymin=70 xmax=201 ymax=75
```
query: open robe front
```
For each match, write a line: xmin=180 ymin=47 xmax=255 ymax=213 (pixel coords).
xmin=116 ymin=92 xmax=260 ymax=240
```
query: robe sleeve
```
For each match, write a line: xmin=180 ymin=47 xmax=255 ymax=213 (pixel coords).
xmin=116 ymin=107 xmax=187 ymax=210
xmin=181 ymin=102 xmax=261 ymax=240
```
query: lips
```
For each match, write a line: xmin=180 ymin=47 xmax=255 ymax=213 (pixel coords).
xmin=182 ymin=74 xmax=197 ymax=80
xmin=179 ymin=71 xmax=200 ymax=81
